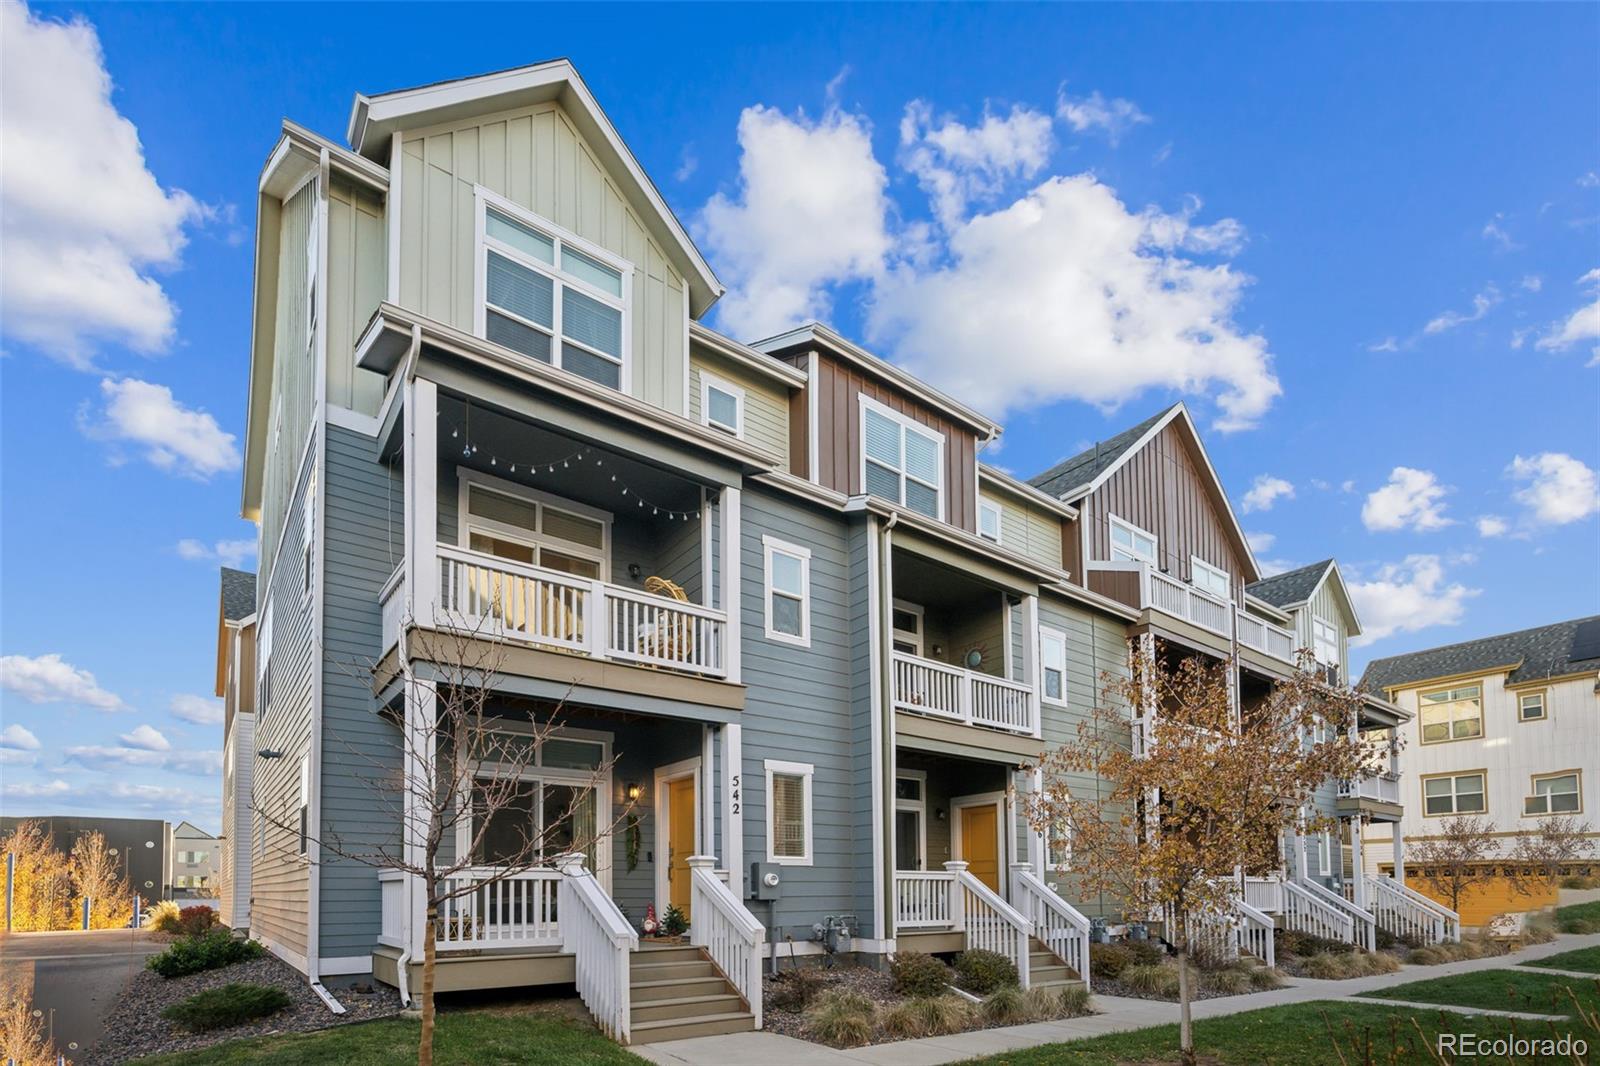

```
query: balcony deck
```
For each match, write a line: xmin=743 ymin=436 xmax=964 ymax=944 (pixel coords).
xmin=891 ymin=651 xmax=1037 ymax=736
xmin=1087 ymin=561 xmax=1296 ymax=666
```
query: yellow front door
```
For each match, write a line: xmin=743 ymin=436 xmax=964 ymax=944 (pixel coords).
xmin=667 ymin=776 xmax=697 ymax=919
xmin=959 ymin=803 xmax=1000 ymax=892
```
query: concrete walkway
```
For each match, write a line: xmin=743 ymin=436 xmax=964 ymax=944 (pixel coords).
xmin=633 ymin=933 xmax=1600 ymax=1066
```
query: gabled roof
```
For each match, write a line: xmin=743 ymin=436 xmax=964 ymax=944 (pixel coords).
xmin=346 ymin=59 xmax=722 ymax=317
xmin=221 ymin=568 xmax=257 ymax=623
xmin=1360 ymin=615 xmax=1600 ymax=695
xmin=1246 ymin=560 xmax=1333 ymax=610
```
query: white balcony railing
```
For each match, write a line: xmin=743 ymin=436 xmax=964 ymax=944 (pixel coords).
xmin=380 ymin=560 xmax=407 ymax=657
xmin=894 ymin=869 xmax=957 ymax=929
xmin=1148 ymin=569 xmax=1232 ymax=636
xmin=1242 ymin=873 xmax=1285 ymax=915
xmin=891 ymin=651 xmax=1036 ymax=735
xmin=434 ymin=545 xmax=727 ymax=678
xmin=1338 ymin=771 xmax=1402 ymax=804
xmin=435 ymin=866 xmax=563 ymax=950
xmin=1234 ymin=609 xmax=1296 ymax=662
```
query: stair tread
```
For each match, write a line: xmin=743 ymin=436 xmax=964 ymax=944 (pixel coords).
xmin=632 ymin=976 xmax=728 ymax=990
xmin=632 ymin=1011 xmax=754 ymax=1031
xmin=633 ymin=993 xmax=741 ymax=1010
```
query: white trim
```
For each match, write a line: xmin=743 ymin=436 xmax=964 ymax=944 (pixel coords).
xmin=386 ymin=133 xmax=402 ymax=302
xmin=1038 ymin=625 xmax=1068 ymax=707
xmin=1109 ymin=513 xmax=1158 ymax=565
xmin=806 ymin=353 xmax=821 ymax=484
xmin=894 ymin=769 xmax=929 ymax=872
xmin=891 ymin=599 xmax=925 ymax=656
xmin=761 ymin=535 xmax=812 ymax=647
xmin=722 ymin=488 xmax=742 ymax=683
xmin=256 ymin=931 xmax=310 ymax=975
xmin=455 ymin=465 xmax=613 ymax=581
xmin=326 ymin=404 xmax=382 ymax=437
xmin=869 ymin=516 xmax=889 ymax=941
xmin=764 ymin=759 xmax=814 ymax=866
xmin=722 ymin=723 xmax=743 ymax=892
xmin=977 ymin=498 xmax=1003 ymax=544
xmin=316 ymin=955 xmax=375 ymax=977
xmin=653 ymin=755 xmax=703 ymax=916
xmin=699 ymin=369 xmax=746 ymax=438
xmin=1317 ymin=830 xmax=1332 ymax=876
xmin=859 ymin=394 xmax=946 ymax=522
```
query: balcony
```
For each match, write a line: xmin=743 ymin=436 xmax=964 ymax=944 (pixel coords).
xmin=1087 ymin=561 xmax=1231 ymax=639
xmin=1338 ymin=771 xmax=1401 ymax=805
xmin=1235 ymin=608 xmax=1295 ymax=663
xmin=892 ymin=651 xmax=1036 ymax=735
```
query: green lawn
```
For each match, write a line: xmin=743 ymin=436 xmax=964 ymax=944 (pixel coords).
xmin=954 ymin=1000 xmax=1558 ymax=1065
xmin=1355 ymin=967 xmax=1599 ymax=1017
xmin=1556 ymin=900 xmax=1600 ymax=932
xmin=1522 ymin=946 xmax=1600 ymax=974
xmin=134 ymin=1011 xmax=643 ymax=1065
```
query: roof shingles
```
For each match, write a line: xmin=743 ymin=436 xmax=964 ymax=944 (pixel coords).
xmin=1246 ymin=560 xmax=1334 ymax=609
xmin=220 ymin=568 xmax=257 ymax=622
xmin=1026 ymin=405 xmax=1177 ymax=500
xmin=1360 ymin=615 xmax=1600 ymax=694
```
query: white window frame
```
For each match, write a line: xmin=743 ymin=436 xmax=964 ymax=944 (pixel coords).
xmin=699 ymin=370 xmax=746 ymax=438
xmin=859 ymin=395 xmax=945 ymax=521
xmin=301 ymin=463 xmax=317 ymax=604
xmin=297 ymin=754 xmax=310 ymax=857
xmin=892 ymin=599 xmax=925 ymax=656
xmin=473 ymin=187 xmax=634 ymax=392
xmin=1312 ymin=616 xmax=1340 ymax=667
xmin=1043 ymin=788 xmax=1072 ymax=873
xmin=1190 ymin=556 xmax=1232 ymax=601
xmin=765 ymin=759 xmax=814 ymax=866
xmin=1108 ymin=514 xmax=1158 ymax=565
xmin=895 ymin=769 xmax=928 ymax=872
xmin=256 ymin=599 xmax=274 ymax=725
xmin=1039 ymin=625 xmax=1068 ymax=706
xmin=762 ymin=535 xmax=812 ymax=647
xmin=1525 ymin=771 xmax=1581 ymax=817
xmin=1418 ymin=683 xmax=1484 ymax=745
xmin=457 ymin=467 xmax=613 ymax=581
xmin=1317 ymin=831 xmax=1332 ymax=876
xmin=978 ymin=499 xmax=1003 ymax=544
xmin=1422 ymin=771 xmax=1487 ymax=817
xmin=1518 ymin=691 xmax=1547 ymax=722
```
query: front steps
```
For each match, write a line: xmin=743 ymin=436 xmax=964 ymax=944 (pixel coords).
xmin=1027 ymin=938 xmax=1086 ymax=992
xmin=629 ymin=943 xmax=756 ymax=1044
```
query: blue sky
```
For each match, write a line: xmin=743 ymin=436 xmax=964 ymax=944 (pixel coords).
xmin=2 ymin=3 xmax=1597 ymax=828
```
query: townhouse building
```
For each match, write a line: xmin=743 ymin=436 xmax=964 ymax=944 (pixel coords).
xmin=215 ymin=567 xmax=258 ymax=929
xmin=1360 ymin=617 xmax=1600 ymax=926
xmin=227 ymin=59 xmax=1427 ymax=1043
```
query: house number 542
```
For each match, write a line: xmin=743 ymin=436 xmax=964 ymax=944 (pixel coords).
xmin=730 ymin=774 xmax=740 ymax=815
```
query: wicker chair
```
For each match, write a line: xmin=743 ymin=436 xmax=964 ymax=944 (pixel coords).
xmin=639 ymin=576 xmax=693 ymax=665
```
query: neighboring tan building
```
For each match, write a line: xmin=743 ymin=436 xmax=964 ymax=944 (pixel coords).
xmin=1360 ymin=616 xmax=1600 ymax=925
xmin=169 ymin=821 xmax=219 ymax=897
xmin=215 ymin=567 xmax=258 ymax=928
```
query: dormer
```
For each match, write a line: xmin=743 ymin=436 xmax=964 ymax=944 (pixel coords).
xmin=1247 ymin=559 xmax=1364 ymax=685
xmin=754 ymin=323 xmax=1002 ymax=534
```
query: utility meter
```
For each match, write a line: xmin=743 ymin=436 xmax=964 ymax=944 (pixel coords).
xmin=750 ymin=861 xmax=783 ymax=900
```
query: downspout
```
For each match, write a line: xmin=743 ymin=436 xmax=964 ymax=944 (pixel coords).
xmin=878 ymin=512 xmax=899 ymax=950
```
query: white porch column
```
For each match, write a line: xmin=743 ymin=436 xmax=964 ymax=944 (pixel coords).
xmin=1394 ymin=830 xmax=1405 ymax=885
xmin=403 ymin=378 xmax=438 ymax=629
xmin=721 ymin=723 xmax=743 ymax=893
xmin=701 ymin=725 xmax=715 ymax=857
xmin=1350 ymin=819 xmax=1366 ymax=908
xmin=404 ymin=678 xmax=438 ymax=962
xmin=720 ymin=487 xmax=742 ymax=684
xmin=1021 ymin=594 xmax=1041 ymax=739
xmin=1029 ymin=768 xmax=1046 ymax=878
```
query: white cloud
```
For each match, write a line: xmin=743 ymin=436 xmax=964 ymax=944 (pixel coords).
xmin=0 ymin=3 xmax=209 ymax=367
xmin=170 ymin=693 xmax=224 ymax=726
xmin=0 ymin=777 xmax=218 ymax=819
xmin=64 ymin=743 xmax=221 ymax=776
xmin=177 ymin=537 xmax=256 ymax=569
xmin=1 ymin=779 xmax=73 ymax=800
xmin=900 ymin=100 xmax=1054 ymax=229
xmin=1340 ymin=479 xmax=1357 ymax=494
xmin=1242 ymin=475 xmax=1295 ymax=513
xmin=1347 ymin=554 xmax=1480 ymax=646
xmin=1056 ymin=87 xmax=1151 ymax=146
xmin=1244 ymin=531 xmax=1277 ymax=554
xmin=674 ymin=144 xmax=697 ymax=183
xmin=1480 ymin=214 xmax=1519 ymax=252
xmin=1580 ymin=171 xmax=1600 ymax=189
xmin=1509 ymin=452 xmax=1600 ymax=526
xmin=1475 ymin=515 xmax=1509 ymax=538
xmin=118 ymin=723 xmax=170 ymax=751
xmin=0 ymin=653 xmax=126 ymax=710
xmin=698 ymin=103 xmax=891 ymax=339
xmin=1362 ymin=467 xmax=1453 ymax=532
xmin=81 ymin=377 xmax=240 ymax=479
xmin=1 ymin=724 xmax=42 ymax=751
xmin=1521 ymin=274 xmax=1543 ymax=293
xmin=1535 ymin=268 xmax=1600 ymax=355
xmin=1424 ymin=286 xmax=1500 ymax=335
xmin=1367 ymin=336 xmax=1400 ymax=353
xmin=868 ymin=175 xmax=1279 ymax=430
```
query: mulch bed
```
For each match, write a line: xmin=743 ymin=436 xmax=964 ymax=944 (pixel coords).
xmin=90 ymin=951 xmax=400 ymax=1065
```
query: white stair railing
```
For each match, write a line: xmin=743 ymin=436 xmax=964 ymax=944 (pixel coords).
xmin=1168 ymin=898 xmax=1239 ymax=966
xmin=1242 ymin=874 xmax=1285 ymax=915
xmin=1299 ymin=878 xmax=1376 ymax=951
xmin=1282 ymin=878 xmax=1355 ymax=945
xmin=895 ymin=870 xmax=957 ymax=929
xmin=946 ymin=861 xmax=1033 ymax=987
xmin=1367 ymin=875 xmax=1460 ymax=945
xmin=1233 ymin=898 xmax=1276 ymax=969
xmin=688 ymin=857 xmax=765 ymax=1029
xmin=556 ymin=854 xmax=637 ymax=1043
xmin=1011 ymin=865 xmax=1091 ymax=989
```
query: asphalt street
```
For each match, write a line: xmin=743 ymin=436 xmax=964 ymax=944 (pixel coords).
xmin=0 ymin=927 xmax=164 ymax=1060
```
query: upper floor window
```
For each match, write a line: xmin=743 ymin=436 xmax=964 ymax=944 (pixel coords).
xmin=861 ymin=397 xmax=944 ymax=520
xmin=1190 ymin=557 xmax=1231 ymax=601
xmin=1039 ymin=626 xmax=1067 ymax=705
xmin=978 ymin=500 xmax=1003 ymax=544
xmin=1419 ymin=683 xmax=1483 ymax=744
xmin=700 ymin=372 xmax=745 ymax=437
xmin=1518 ymin=691 xmax=1547 ymax=722
xmin=256 ymin=600 xmax=274 ymax=724
xmin=892 ymin=600 xmax=924 ymax=656
xmin=1312 ymin=616 xmax=1339 ymax=666
xmin=1109 ymin=515 xmax=1157 ymax=565
xmin=1525 ymin=771 xmax=1581 ymax=816
xmin=460 ymin=472 xmax=610 ymax=581
xmin=763 ymin=536 xmax=811 ymax=647
xmin=477 ymin=193 xmax=630 ymax=391
xmin=1423 ymin=771 xmax=1486 ymax=816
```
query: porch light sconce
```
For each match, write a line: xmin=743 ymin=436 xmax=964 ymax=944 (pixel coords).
xmin=628 ymin=563 xmax=642 ymax=580
xmin=258 ymin=749 xmax=284 ymax=759
xmin=625 ymin=782 xmax=642 ymax=802
xmin=935 ymin=808 xmax=946 ymax=822
xmin=931 ymin=643 xmax=944 ymax=658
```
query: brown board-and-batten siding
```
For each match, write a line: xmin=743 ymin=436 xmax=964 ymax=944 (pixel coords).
xmin=811 ymin=353 xmax=979 ymax=533
xmin=1080 ymin=421 xmax=1250 ymax=600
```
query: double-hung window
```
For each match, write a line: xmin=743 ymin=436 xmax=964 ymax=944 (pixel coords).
xmin=1190 ymin=557 xmax=1231 ymax=600
xmin=1423 ymin=771 xmax=1486 ymax=816
xmin=978 ymin=499 xmax=1003 ymax=544
xmin=1109 ymin=515 xmax=1157 ymax=565
xmin=763 ymin=536 xmax=811 ymax=646
xmin=256 ymin=601 xmax=273 ymax=724
xmin=766 ymin=759 xmax=813 ymax=865
xmin=1039 ymin=626 xmax=1068 ymax=705
xmin=1525 ymin=771 xmax=1581 ymax=816
xmin=1419 ymin=684 xmax=1483 ymax=743
xmin=1518 ymin=692 xmax=1547 ymax=721
xmin=700 ymin=372 xmax=745 ymax=437
xmin=1044 ymin=788 xmax=1072 ymax=872
xmin=861 ymin=397 xmax=944 ymax=520
xmin=1313 ymin=616 xmax=1339 ymax=667
xmin=479 ymin=194 xmax=630 ymax=391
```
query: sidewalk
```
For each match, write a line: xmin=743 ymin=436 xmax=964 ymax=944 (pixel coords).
xmin=632 ymin=932 xmax=1600 ymax=1066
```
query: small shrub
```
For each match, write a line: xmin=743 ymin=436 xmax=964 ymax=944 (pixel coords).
xmin=890 ymin=951 xmax=953 ymax=997
xmin=1560 ymin=874 xmax=1600 ymax=889
xmin=660 ymin=904 xmax=688 ymax=938
xmin=1525 ymin=914 xmax=1558 ymax=945
xmin=1058 ymin=983 xmax=1093 ymax=1017
xmin=1248 ymin=966 xmax=1285 ymax=991
xmin=145 ymin=899 xmax=182 ymax=933
xmin=147 ymin=929 xmax=263 ymax=979
xmin=161 ymin=983 xmax=291 ymax=1032
xmin=1120 ymin=962 xmax=1180 ymax=998
xmin=1408 ymin=945 xmax=1446 ymax=966
xmin=1089 ymin=943 xmax=1132 ymax=981
xmin=1277 ymin=929 xmax=1354 ymax=957
xmin=176 ymin=906 xmax=218 ymax=937
xmin=805 ymin=989 xmax=875 ymax=1047
xmin=1302 ymin=952 xmax=1355 ymax=980
xmin=1359 ymin=950 xmax=1401 ymax=975
xmin=954 ymin=949 xmax=1018 ymax=994
xmin=1199 ymin=966 xmax=1250 ymax=995
xmin=879 ymin=995 xmax=970 ymax=1038
xmin=877 ymin=1000 xmax=928 ymax=1040
xmin=768 ymin=967 xmax=825 ymax=1012
xmin=1125 ymin=940 xmax=1166 ymax=966
xmin=979 ymin=985 xmax=1030 ymax=1025
xmin=1563 ymin=918 xmax=1597 ymax=934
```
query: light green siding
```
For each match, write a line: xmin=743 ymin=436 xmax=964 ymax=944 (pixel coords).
xmin=397 ymin=104 xmax=687 ymax=413
xmin=326 ymin=177 xmax=387 ymax=417
xmin=687 ymin=353 xmax=790 ymax=466
xmin=983 ymin=489 xmax=1064 ymax=571
xmin=1304 ymin=579 xmax=1351 ymax=681
xmin=261 ymin=182 xmax=317 ymax=589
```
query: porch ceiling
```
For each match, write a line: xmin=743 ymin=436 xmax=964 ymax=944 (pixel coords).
xmin=892 ymin=549 xmax=1016 ymax=611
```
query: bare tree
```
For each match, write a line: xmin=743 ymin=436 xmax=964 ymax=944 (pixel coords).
xmin=1508 ymin=815 xmax=1596 ymax=896
xmin=1026 ymin=646 xmax=1375 ymax=1065
xmin=257 ymin=622 xmax=634 ymax=1066
xmin=1409 ymin=816 xmax=1501 ymax=914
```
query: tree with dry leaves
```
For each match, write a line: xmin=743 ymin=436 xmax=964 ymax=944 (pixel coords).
xmin=69 ymin=831 xmax=134 ymax=930
xmin=1508 ymin=815 xmax=1596 ymax=892
xmin=0 ymin=975 xmax=60 ymax=1066
xmin=1408 ymin=816 xmax=1506 ymax=915
xmin=1 ymin=820 xmax=72 ymax=932
xmin=1026 ymin=644 xmax=1376 ymax=1064
xmin=257 ymin=623 xmax=632 ymax=1066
